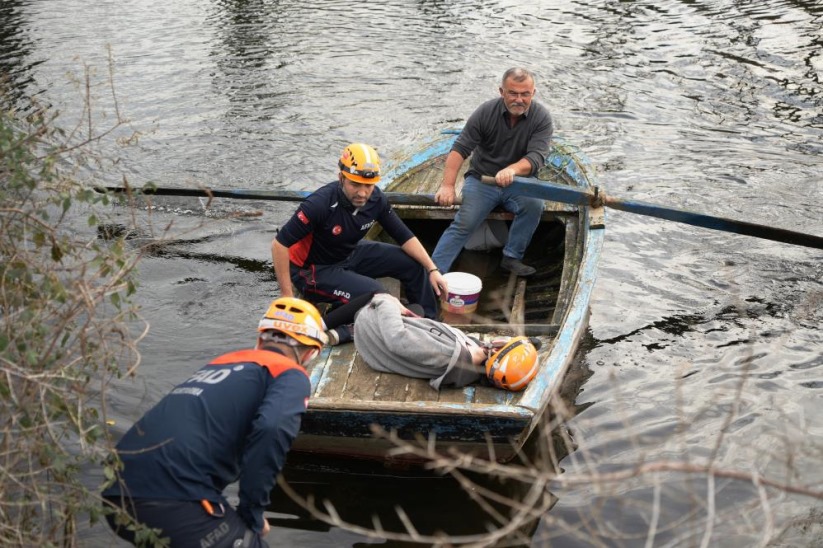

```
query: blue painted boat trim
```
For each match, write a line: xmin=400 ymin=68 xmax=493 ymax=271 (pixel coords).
xmin=518 ymin=224 xmax=603 ymax=413
xmin=517 ymin=145 xmax=603 ymax=422
xmin=381 ymin=134 xmax=458 ymax=188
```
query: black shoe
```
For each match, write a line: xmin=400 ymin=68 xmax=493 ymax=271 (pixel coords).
xmin=500 ymin=256 xmax=536 ymax=277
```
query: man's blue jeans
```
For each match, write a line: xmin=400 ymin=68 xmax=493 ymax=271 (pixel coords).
xmin=431 ymin=175 xmax=544 ymax=273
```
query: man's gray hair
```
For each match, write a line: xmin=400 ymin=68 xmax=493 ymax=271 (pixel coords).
xmin=501 ymin=67 xmax=535 ymax=86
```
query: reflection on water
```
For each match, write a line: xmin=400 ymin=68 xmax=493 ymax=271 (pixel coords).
xmin=269 ymin=458 xmax=543 ymax=541
xmin=267 ymin=390 xmax=583 ymax=545
xmin=6 ymin=0 xmax=822 ymax=545
xmin=0 ymin=0 xmax=40 ymax=107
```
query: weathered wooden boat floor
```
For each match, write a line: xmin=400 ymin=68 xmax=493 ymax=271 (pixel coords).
xmin=306 ymin=329 xmax=554 ymax=411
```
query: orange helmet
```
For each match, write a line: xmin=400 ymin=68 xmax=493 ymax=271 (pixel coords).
xmin=485 ymin=336 xmax=538 ymax=391
xmin=338 ymin=143 xmax=381 ymax=184
xmin=258 ymin=297 xmax=327 ymax=349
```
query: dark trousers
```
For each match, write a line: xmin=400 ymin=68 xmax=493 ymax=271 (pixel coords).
xmin=292 ymin=240 xmax=438 ymax=318
xmin=103 ymin=497 xmax=268 ymax=548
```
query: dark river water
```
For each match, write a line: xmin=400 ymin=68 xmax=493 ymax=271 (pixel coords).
xmin=3 ymin=0 xmax=821 ymax=546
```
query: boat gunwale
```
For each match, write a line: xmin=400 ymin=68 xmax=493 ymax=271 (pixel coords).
xmin=306 ymin=397 xmax=534 ymax=419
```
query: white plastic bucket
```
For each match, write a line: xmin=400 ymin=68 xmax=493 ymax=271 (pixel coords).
xmin=441 ymin=272 xmax=483 ymax=315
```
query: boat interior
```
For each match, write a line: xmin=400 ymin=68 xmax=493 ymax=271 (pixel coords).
xmin=303 ymin=153 xmax=584 ymax=410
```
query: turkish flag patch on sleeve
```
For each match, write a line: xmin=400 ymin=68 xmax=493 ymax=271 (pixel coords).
xmin=297 ymin=210 xmax=309 ymax=224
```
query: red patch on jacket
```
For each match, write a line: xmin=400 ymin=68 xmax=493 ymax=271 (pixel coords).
xmin=332 ymin=225 xmax=342 ymax=236
xmin=297 ymin=210 xmax=309 ymax=224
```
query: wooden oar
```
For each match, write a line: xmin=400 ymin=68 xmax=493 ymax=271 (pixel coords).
xmin=480 ymin=176 xmax=823 ymax=250
xmin=96 ymin=185 xmax=451 ymax=207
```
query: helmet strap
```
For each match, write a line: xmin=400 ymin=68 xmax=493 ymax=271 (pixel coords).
xmin=303 ymin=347 xmax=319 ymax=364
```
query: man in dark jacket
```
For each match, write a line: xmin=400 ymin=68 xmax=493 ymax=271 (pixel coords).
xmin=102 ymin=298 xmax=327 ymax=547
xmin=271 ymin=143 xmax=447 ymax=344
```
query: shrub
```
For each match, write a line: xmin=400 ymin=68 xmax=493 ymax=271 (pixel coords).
xmin=0 ymin=93 xmax=143 ymax=545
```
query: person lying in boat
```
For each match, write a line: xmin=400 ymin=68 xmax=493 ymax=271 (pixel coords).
xmin=432 ymin=67 xmax=553 ymax=277
xmin=102 ymin=298 xmax=327 ymax=547
xmin=271 ymin=142 xmax=448 ymax=344
xmin=354 ymin=293 xmax=540 ymax=392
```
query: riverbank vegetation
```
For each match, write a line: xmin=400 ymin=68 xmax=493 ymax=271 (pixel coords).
xmin=0 ymin=81 xmax=150 ymax=544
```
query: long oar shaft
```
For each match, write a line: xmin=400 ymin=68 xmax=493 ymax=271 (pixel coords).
xmin=479 ymin=176 xmax=822 ymax=250
xmin=99 ymin=186 xmax=313 ymax=201
xmin=97 ymin=185 xmax=447 ymax=206
xmin=602 ymin=195 xmax=823 ymax=249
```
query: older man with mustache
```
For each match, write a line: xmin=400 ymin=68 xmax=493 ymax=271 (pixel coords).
xmin=432 ymin=67 xmax=553 ymax=277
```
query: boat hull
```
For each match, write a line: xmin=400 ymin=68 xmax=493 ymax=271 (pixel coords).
xmin=290 ymin=132 xmax=604 ymax=466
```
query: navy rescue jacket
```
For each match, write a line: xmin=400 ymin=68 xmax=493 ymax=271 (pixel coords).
xmin=276 ymin=180 xmax=414 ymax=267
xmin=103 ymin=348 xmax=311 ymax=533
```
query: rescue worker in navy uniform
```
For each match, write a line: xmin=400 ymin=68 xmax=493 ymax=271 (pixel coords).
xmin=271 ymin=143 xmax=448 ymax=344
xmin=102 ymin=298 xmax=327 ymax=547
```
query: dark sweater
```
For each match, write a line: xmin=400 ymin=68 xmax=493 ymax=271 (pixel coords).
xmin=452 ymin=97 xmax=553 ymax=178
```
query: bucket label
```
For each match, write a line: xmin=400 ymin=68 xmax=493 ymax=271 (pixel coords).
xmin=444 ymin=291 xmax=480 ymax=313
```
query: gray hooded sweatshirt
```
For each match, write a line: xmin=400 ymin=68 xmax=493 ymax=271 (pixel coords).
xmin=353 ymin=294 xmax=483 ymax=390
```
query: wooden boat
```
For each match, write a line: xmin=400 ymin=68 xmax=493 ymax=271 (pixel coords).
xmin=291 ymin=131 xmax=604 ymax=466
